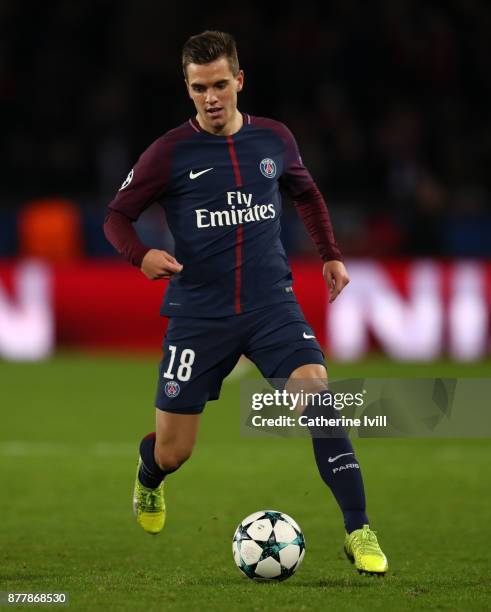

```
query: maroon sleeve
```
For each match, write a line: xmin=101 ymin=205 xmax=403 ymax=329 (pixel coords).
xmin=103 ymin=209 xmax=150 ymax=267
xmin=293 ymin=185 xmax=344 ymax=262
xmin=263 ymin=119 xmax=344 ymax=262
xmin=103 ymin=133 xmax=174 ymax=267
xmin=108 ymin=135 xmax=173 ymax=219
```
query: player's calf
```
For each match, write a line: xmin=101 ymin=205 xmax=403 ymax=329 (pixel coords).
xmin=293 ymin=385 xmax=388 ymax=573
xmin=154 ymin=442 xmax=193 ymax=474
xmin=139 ymin=432 xmax=179 ymax=488
xmin=285 ymin=372 xmax=378 ymax=564
xmin=301 ymin=391 xmax=369 ymax=535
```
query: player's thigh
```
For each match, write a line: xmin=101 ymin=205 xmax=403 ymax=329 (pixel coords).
xmin=156 ymin=316 xmax=241 ymax=414
xmin=244 ymin=302 xmax=326 ymax=380
xmin=155 ymin=408 xmax=201 ymax=460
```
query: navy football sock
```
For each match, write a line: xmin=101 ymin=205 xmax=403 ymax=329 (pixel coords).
xmin=305 ymin=392 xmax=369 ymax=533
xmin=138 ymin=432 xmax=176 ymax=489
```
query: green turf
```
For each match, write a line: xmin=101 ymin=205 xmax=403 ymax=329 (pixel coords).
xmin=1 ymin=354 xmax=490 ymax=610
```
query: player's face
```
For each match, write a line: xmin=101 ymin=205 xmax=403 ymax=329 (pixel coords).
xmin=185 ymin=56 xmax=244 ymax=135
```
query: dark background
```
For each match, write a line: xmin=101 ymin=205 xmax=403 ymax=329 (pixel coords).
xmin=1 ymin=0 xmax=491 ymax=258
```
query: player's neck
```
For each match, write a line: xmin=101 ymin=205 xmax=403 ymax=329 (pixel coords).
xmin=196 ymin=109 xmax=243 ymax=137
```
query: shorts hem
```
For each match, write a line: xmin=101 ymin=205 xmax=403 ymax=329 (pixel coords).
xmin=270 ymin=348 xmax=325 ymax=380
xmin=155 ymin=403 xmax=205 ymax=415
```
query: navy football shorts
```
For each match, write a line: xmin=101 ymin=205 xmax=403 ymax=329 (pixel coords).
xmin=155 ymin=301 xmax=325 ymax=414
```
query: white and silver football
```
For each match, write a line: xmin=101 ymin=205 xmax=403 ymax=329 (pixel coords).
xmin=232 ymin=510 xmax=306 ymax=581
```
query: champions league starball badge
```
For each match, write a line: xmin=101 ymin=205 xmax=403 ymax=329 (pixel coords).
xmin=260 ymin=158 xmax=276 ymax=178
xmin=164 ymin=381 xmax=181 ymax=398
xmin=119 ymin=168 xmax=134 ymax=190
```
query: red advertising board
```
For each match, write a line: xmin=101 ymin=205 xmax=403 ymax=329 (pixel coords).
xmin=0 ymin=259 xmax=490 ymax=360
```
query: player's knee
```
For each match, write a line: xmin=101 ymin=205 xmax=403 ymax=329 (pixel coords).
xmin=154 ymin=444 xmax=193 ymax=472
xmin=286 ymin=363 xmax=327 ymax=398
xmin=289 ymin=363 xmax=327 ymax=381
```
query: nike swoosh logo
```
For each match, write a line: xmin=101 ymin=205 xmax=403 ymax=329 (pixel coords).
xmin=328 ymin=452 xmax=353 ymax=463
xmin=303 ymin=332 xmax=316 ymax=339
xmin=189 ymin=168 xmax=214 ymax=179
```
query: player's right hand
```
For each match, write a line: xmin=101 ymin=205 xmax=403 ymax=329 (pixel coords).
xmin=141 ymin=249 xmax=183 ymax=280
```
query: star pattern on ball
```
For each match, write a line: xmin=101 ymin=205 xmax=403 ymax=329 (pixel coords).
xmin=233 ymin=511 xmax=306 ymax=581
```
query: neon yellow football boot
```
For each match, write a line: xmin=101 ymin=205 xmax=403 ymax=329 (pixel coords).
xmin=344 ymin=525 xmax=388 ymax=575
xmin=133 ymin=458 xmax=166 ymax=535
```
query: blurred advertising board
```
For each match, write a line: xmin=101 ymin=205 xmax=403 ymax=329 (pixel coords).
xmin=0 ymin=260 xmax=489 ymax=361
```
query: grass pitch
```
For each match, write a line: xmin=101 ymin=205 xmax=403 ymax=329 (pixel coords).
xmin=1 ymin=354 xmax=490 ymax=611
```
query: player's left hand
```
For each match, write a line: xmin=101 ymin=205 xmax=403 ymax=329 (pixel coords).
xmin=323 ymin=260 xmax=350 ymax=303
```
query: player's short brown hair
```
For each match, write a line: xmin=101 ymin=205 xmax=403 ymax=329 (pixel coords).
xmin=182 ymin=30 xmax=240 ymax=78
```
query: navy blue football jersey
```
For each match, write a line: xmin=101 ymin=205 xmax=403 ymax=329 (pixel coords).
xmin=107 ymin=113 xmax=340 ymax=317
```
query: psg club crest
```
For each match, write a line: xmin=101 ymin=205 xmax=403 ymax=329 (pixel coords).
xmin=260 ymin=158 xmax=276 ymax=179
xmin=164 ymin=381 xmax=181 ymax=398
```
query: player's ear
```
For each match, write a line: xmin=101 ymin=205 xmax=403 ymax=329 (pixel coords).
xmin=184 ymin=78 xmax=192 ymax=99
xmin=236 ymin=69 xmax=244 ymax=92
